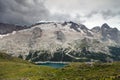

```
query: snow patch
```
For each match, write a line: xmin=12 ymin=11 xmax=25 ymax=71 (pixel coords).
xmin=0 ymin=34 xmax=10 ymax=38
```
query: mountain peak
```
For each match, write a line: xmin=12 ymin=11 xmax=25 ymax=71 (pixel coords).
xmin=79 ymin=24 xmax=88 ymax=30
xmin=91 ymin=26 xmax=101 ymax=33
xmin=101 ymin=23 xmax=110 ymax=29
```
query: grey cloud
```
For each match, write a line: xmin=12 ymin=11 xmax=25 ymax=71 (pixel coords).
xmin=0 ymin=0 xmax=120 ymax=27
xmin=0 ymin=0 xmax=50 ymax=25
xmin=0 ymin=0 xmax=84 ymax=25
xmin=85 ymin=11 xmax=99 ymax=18
xmin=101 ymin=10 xmax=120 ymax=20
xmin=50 ymin=13 xmax=71 ymax=21
xmin=101 ymin=10 xmax=115 ymax=20
xmin=85 ymin=9 xmax=120 ymax=20
xmin=48 ymin=13 xmax=85 ymax=23
xmin=14 ymin=0 xmax=30 ymax=6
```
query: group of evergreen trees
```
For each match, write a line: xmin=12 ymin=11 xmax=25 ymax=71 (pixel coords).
xmin=22 ymin=46 xmax=120 ymax=62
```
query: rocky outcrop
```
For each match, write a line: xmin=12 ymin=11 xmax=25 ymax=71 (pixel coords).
xmin=101 ymin=23 xmax=120 ymax=42
xmin=54 ymin=31 xmax=65 ymax=42
xmin=91 ymin=26 xmax=101 ymax=33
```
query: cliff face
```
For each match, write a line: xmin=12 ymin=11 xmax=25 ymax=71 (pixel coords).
xmin=0 ymin=22 xmax=120 ymax=62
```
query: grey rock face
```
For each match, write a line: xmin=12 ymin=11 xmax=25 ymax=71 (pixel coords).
xmin=101 ymin=23 xmax=119 ymax=43
xmin=91 ymin=26 xmax=101 ymax=33
xmin=54 ymin=31 xmax=65 ymax=42
xmin=0 ymin=22 xmax=120 ymax=62
xmin=101 ymin=23 xmax=110 ymax=29
xmin=79 ymin=24 xmax=88 ymax=31
xmin=108 ymin=28 xmax=119 ymax=42
xmin=29 ymin=27 xmax=42 ymax=48
xmin=69 ymin=21 xmax=81 ymax=32
xmin=61 ymin=21 xmax=68 ymax=26
xmin=32 ymin=27 xmax=42 ymax=39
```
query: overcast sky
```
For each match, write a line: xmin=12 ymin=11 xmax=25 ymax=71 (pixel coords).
xmin=0 ymin=0 xmax=120 ymax=29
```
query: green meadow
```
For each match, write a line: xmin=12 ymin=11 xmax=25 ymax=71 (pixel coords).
xmin=0 ymin=52 xmax=120 ymax=80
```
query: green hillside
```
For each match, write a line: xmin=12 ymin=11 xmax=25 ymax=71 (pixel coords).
xmin=53 ymin=62 xmax=120 ymax=80
xmin=0 ymin=52 xmax=120 ymax=80
xmin=0 ymin=52 xmax=56 ymax=80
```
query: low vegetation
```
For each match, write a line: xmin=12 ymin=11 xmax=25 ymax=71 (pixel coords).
xmin=0 ymin=52 xmax=56 ymax=80
xmin=0 ymin=52 xmax=120 ymax=80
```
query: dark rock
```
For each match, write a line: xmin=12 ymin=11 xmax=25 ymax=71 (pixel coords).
xmin=0 ymin=23 xmax=28 ymax=34
xmin=108 ymin=28 xmax=119 ymax=42
xmin=28 ymin=27 xmax=42 ymax=48
xmin=32 ymin=27 xmax=42 ymax=39
xmin=79 ymin=24 xmax=88 ymax=30
xmin=101 ymin=23 xmax=119 ymax=42
xmin=101 ymin=23 xmax=110 ymax=29
xmin=91 ymin=26 xmax=101 ymax=33
xmin=54 ymin=31 xmax=65 ymax=42
xmin=61 ymin=21 xmax=68 ymax=26
xmin=69 ymin=21 xmax=81 ymax=32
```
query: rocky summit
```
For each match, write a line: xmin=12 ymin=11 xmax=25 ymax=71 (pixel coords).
xmin=0 ymin=21 xmax=120 ymax=62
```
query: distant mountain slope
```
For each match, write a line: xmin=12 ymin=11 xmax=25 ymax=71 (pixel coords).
xmin=0 ymin=22 xmax=120 ymax=62
xmin=0 ymin=23 xmax=29 ymax=34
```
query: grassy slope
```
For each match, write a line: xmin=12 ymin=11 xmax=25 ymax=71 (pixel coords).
xmin=53 ymin=62 xmax=120 ymax=80
xmin=0 ymin=52 xmax=120 ymax=80
xmin=0 ymin=52 xmax=56 ymax=80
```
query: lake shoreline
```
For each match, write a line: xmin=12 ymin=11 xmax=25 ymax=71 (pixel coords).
xmin=35 ymin=61 xmax=70 ymax=64
xmin=35 ymin=61 xmax=69 ymax=68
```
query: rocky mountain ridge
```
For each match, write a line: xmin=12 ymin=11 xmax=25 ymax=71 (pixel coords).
xmin=0 ymin=21 xmax=120 ymax=62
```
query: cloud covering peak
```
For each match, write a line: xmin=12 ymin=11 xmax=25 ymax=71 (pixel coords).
xmin=0 ymin=0 xmax=120 ymax=29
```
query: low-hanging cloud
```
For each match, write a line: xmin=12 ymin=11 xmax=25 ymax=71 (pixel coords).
xmin=45 ymin=0 xmax=120 ymax=29
xmin=0 ymin=0 xmax=120 ymax=29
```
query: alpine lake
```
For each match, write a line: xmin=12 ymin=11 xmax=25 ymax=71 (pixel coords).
xmin=36 ymin=62 xmax=68 ymax=68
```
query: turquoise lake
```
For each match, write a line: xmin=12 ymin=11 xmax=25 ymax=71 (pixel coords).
xmin=38 ymin=62 xmax=68 ymax=68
